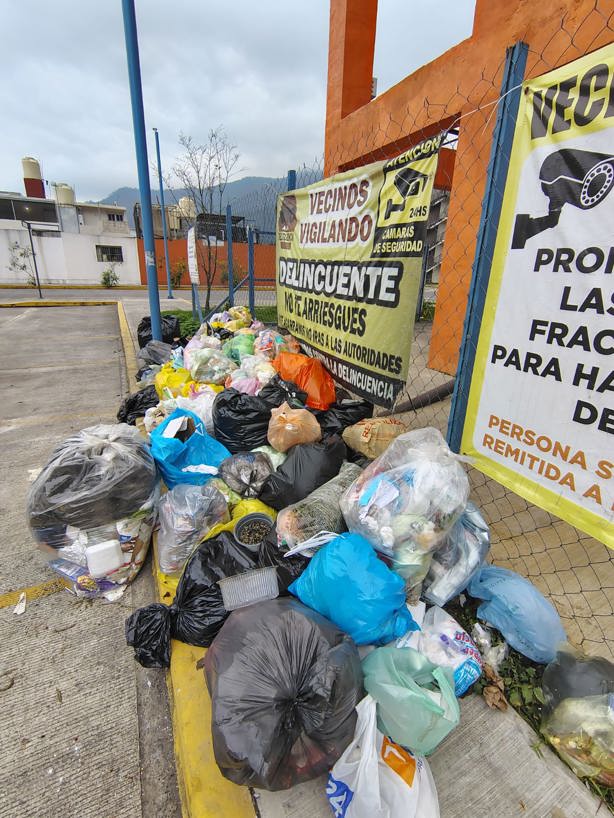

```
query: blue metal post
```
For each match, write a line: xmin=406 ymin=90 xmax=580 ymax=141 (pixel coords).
xmin=121 ymin=0 xmax=162 ymax=340
xmin=247 ymin=227 xmax=255 ymax=317
xmin=225 ymin=204 xmax=234 ymax=307
xmin=153 ymin=127 xmax=173 ymax=299
xmin=447 ymin=42 xmax=528 ymax=452
xmin=287 ymin=169 xmax=296 ymax=191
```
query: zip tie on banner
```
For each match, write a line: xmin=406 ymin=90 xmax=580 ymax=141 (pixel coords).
xmin=283 ymin=531 xmax=338 ymax=559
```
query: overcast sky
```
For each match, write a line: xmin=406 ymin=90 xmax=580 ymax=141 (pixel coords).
xmin=2 ymin=1 xmax=476 ymax=201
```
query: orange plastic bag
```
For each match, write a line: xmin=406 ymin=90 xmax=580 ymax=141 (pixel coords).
xmin=273 ymin=352 xmax=336 ymax=411
xmin=267 ymin=402 xmax=322 ymax=452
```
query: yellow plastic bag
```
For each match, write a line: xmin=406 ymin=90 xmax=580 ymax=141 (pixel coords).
xmin=228 ymin=306 xmax=251 ymax=324
xmin=179 ymin=381 xmax=224 ymax=398
xmin=154 ymin=362 xmax=194 ymax=399
xmin=204 ymin=498 xmax=276 ymax=542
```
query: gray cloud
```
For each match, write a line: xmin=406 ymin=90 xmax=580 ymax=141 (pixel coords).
xmin=2 ymin=1 xmax=475 ymax=201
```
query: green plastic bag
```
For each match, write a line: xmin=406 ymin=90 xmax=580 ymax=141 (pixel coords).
xmin=362 ymin=645 xmax=460 ymax=755
xmin=223 ymin=334 xmax=255 ymax=363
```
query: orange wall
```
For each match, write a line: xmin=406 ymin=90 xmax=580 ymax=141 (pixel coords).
xmin=136 ymin=238 xmax=276 ymax=286
xmin=325 ymin=0 xmax=614 ymax=374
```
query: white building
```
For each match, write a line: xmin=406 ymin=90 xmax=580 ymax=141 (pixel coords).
xmin=0 ymin=158 xmax=141 ymax=286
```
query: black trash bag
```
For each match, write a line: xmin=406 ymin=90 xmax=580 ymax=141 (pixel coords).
xmin=258 ymin=529 xmax=309 ymax=594
xmin=542 ymin=648 xmax=614 ymax=710
xmin=125 ymin=531 xmax=257 ymax=668
xmin=311 ymin=399 xmax=373 ymax=437
xmin=258 ymin=436 xmax=346 ymax=510
xmin=136 ymin=340 xmax=174 ymax=368
xmin=204 ymin=597 xmax=363 ymax=790
xmin=218 ymin=452 xmax=273 ymax=498
xmin=137 ymin=314 xmax=181 ymax=348
xmin=28 ymin=424 xmax=157 ymax=544
xmin=259 ymin=375 xmax=307 ymax=409
xmin=117 ymin=384 xmax=159 ymax=425
xmin=212 ymin=389 xmax=272 ymax=454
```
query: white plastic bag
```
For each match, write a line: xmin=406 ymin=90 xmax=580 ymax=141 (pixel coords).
xmin=326 ymin=695 xmax=439 ymax=818
xmin=398 ymin=606 xmax=482 ymax=696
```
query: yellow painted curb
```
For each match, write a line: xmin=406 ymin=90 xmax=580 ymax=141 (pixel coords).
xmin=116 ymin=302 xmax=139 ymax=383
xmin=0 ymin=300 xmax=117 ymax=308
xmin=0 ymin=578 xmax=64 ymax=609
xmin=153 ymin=547 xmax=255 ymax=818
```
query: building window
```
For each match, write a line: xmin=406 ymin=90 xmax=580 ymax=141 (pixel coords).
xmin=107 ymin=213 xmax=124 ymax=222
xmin=96 ymin=245 xmax=123 ymax=262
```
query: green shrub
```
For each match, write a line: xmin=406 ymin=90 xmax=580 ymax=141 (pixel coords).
xmin=101 ymin=265 xmax=119 ymax=288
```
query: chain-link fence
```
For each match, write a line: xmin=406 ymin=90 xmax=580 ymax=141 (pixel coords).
xmin=222 ymin=4 xmax=613 ymax=658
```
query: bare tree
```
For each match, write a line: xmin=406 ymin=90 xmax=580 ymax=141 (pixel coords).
xmin=168 ymin=128 xmax=240 ymax=310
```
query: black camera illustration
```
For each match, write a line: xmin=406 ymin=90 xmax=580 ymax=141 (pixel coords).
xmin=384 ymin=167 xmax=428 ymax=220
xmin=512 ymin=148 xmax=614 ymax=249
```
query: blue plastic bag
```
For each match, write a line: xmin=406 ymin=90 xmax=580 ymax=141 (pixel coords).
xmin=467 ymin=565 xmax=566 ymax=663
xmin=150 ymin=409 xmax=230 ymax=489
xmin=288 ymin=533 xmax=418 ymax=645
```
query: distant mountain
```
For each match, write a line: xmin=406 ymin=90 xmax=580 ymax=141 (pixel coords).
xmin=98 ymin=170 xmax=322 ymax=234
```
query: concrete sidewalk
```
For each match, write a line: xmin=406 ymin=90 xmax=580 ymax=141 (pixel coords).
xmin=0 ymin=304 xmax=180 ymax=818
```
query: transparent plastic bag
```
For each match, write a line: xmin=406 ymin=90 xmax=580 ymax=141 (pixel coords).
xmin=341 ymin=428 xmax=469 ymax=587
xmin=189 ymin=348 xmax=237 ymax=384
xmin=156 ymin=483 xmax=229 ymax=574
xmin=218 ymin=452 xmax=273 ymax=498
xmin=267 ymin=402 xmax=322 ymax=452
xmin=276 ymin=462 xmax=362 ymax=548
xmin=362 ymin=645 xmax=460 ymax=756
xmin=157 ymin=389 xmax=217 ymax=436
xmin=251 ymin=444 xmax=287 ymax=470
xmin=423 ymin=502 xmax=490 ymax=606
xmin=254 ymin=329 xmax=287 ymax=360
xmin=542 ymin=695 xmax=614 ymax=785
xmin=327 ymin=695 xmax=440 ymax=818
xmin=222 ymin=334 xmax=255 ymax=363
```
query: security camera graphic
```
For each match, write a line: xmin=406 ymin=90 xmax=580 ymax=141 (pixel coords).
xmin=384 ymin=167 xmax=428 ymax=220
xmin=512 ymin=149 xmax=614 ymax=249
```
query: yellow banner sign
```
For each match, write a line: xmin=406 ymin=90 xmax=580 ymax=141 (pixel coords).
xmin=276 ymin=137 xmax=441 ymax=407
xmin=462 ymin=44 xmax=614 ymax=547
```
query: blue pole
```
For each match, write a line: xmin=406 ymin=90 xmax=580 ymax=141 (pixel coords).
xmin=121 ymin=0 xmax=162 ymax=340
xmin=225 ymin=204 xmax=234 ymax=307
xmin=153 ymin=127 xmax=173 ymax=299
xmin=248 ymin=227 xmax=255 ymax=317
xmin=287 ymin=169 xmax=296 ymax=191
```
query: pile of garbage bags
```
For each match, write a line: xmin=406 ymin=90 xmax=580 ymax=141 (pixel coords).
xmin=29 ymin=306 xmax=596 ymax=811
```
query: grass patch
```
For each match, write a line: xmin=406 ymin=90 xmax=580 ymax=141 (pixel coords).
xmin=421 ymin=300 xmax=436 ymax=321
xmin=254 ymin=305 xmax=277 ymax=324
xmin=162 ymin=309 xmax=201 ymax=338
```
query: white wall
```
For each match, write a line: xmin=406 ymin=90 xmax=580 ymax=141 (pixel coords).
xmin=0 ymin=220 xmax=140 ymax=285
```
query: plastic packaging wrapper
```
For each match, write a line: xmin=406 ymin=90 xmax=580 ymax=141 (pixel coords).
xmin=209 ymin=477 xmax=242 ymax=509
xmin=212 ymin=389 xmax=273 ymax=454
xmin=117 ymin=384 xmax=159 ymax=425
xmin=273 ymin=351 xmax=336 ymax=410
xmin=327 ymin=695 xmax=440 ymax=818
xmin=470 ymin=623 xmax=508 ymax=672
xmin=289 ymin=533 xmax=418 ymax=646
xmin=125 ymin=531 xmax=258 ymax=667
xmin=467 ymin=565 xmax=566 ymax=663
xmin=136 ymin=340 xmax=173 ymax=368
xmin=28 ymin=424 xmax=158 ymax=546
xmin=254 ymin=329 xmax=288 ymax=360
xmin=137 ymin=314 xmax=180 ymax=348
xmin=276 ymin=462 xmax=362 ymax=548
xmin=150 ymin=409 xmax=230 ymax=489
xmin=363 ymin=645 xmax=460 ymax=755
xmin=342 ymin=417 xmax=409 ymax=459
xmin=267 ymin=402 xmax=322 ymax=452
xmin=542 ymin=647 xmax=614 ymax=710
xmin=222 ymin=334 xmax=255 ymax=363
xmin=312 ymin=400 xmax=373 ymax=438
xmin=136 ymin=364 xmax=161 ymax=385
xmin=154 ymin=362 xmax=194 ymax=399
xmin=203 ymin=597 xmax=363 ymax=790
xmin=341 ymin=428 xmax=469 ymax=586
xmin=156 ymin=483 xmax=230 ymax=574
xmin=259 ymin=436 xmax=347 ymax=511
xmin=218 ymin=452 xmax=273 ymax=498
xmin=189 ymin=348 xmax=237 ymax=385
xmin=258 ymin=374 xmax=307 ymax=408
xmin=257 ymin=529 xmax=309 ymax=593
xmin=183 ymin=334 xmax=222 ymax=371
xmin=403 ymin=606 xmax=482 ymax=696
xmin=542 ymin=695 xmax=614 ymax=785
xmin=149 ymin=388 xmax=218 ymax=436
xmin=251 ymin=444 xmax=287 ymax=470
xmin=423 ymin=502 xmax=490 ymax=606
